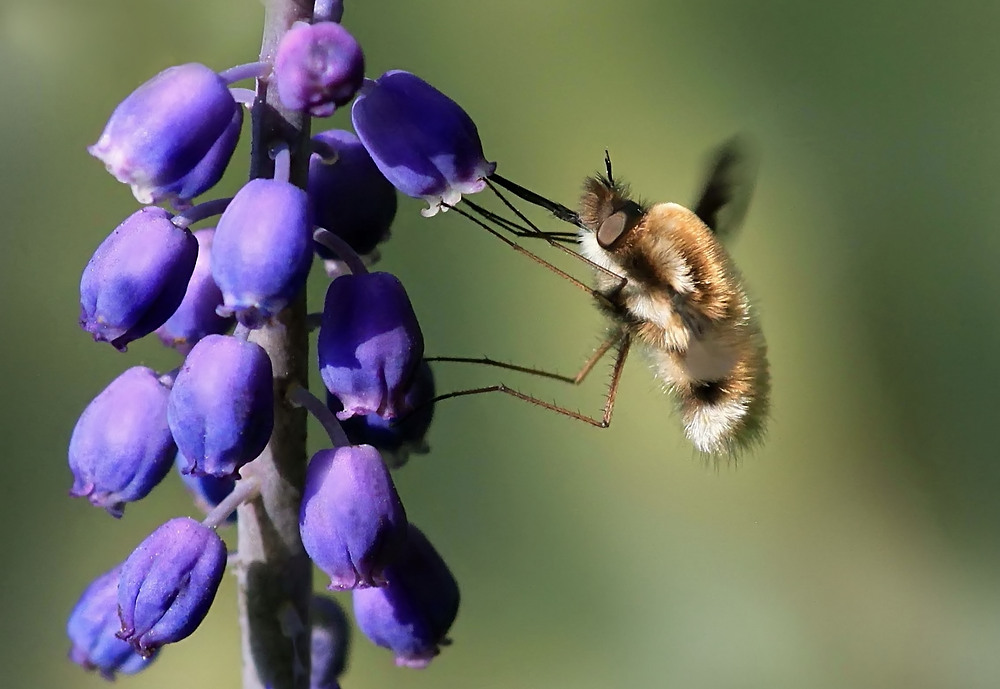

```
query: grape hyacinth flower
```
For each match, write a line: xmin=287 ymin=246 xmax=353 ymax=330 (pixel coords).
xmin=68 ymin=366 xmax=175 ymax=517
xmin=168 ymin=334 xmax=274 ymax=478
xmin=79 ymin=206 xmax=199 ymax=351
xmin=353 ymin=524 xmax=460 ymax=668
xmin=89 ymin=63 xmax=242 ymax=206
xmin=274 ymin=21 xmax=365 ymax=118
xmin=352 ymin=70 xmax=496 ymax=215
xmin=156 ymin=228 xmax=235 ymax=354
xmin=309 ymin=129 xmax=397 ymax=257
xmin=300 ymin=444 xmax=409 ymax=589
xmin=212 ymin=178 xmax=314 ymax=328
xmin=118 ymin=517 xmax=228 ymax=656
xmin=339 ymin=360 xmax=436 ymax=468
xmin=310 ymin=596 xmax=351 ymax=689
xmin=318 ymin=271 xmax=424 ymax=419
xmin=67 ymin=567 xmax=158 ymax=679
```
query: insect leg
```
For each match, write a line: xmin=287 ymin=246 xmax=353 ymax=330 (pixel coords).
xmin=426 ymin=331 xmax=623 ymax=386
xmin=427 ymin=335 xmax=631 ymax=428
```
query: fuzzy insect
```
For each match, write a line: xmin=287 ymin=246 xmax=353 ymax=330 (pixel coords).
xmin=433 ymin=139 xmax=769 ymax=456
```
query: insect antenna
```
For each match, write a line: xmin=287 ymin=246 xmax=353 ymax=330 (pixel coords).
xmin=604 ymin=149 xmax=614 ymax=185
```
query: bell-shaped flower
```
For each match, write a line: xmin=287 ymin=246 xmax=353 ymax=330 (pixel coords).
xmin=300 ymin=445 xmax=408 ymax=590
xmin=168 ymin=334 xmax=274 ymax=478
xmin=212 ymin=178 xmax=314 ymax=328
xmin=351 ymin=70 xmax=496 ymax=216
xmin=89 ymin=62 xmax=242 ymax=206
xmin=352 ymin=524 xmax=460 ymax=668
xmin=274 ymin=21 xmax=364 ymax=118
xmin=318 ymin=272 xmax=424 ymax=420
xmin=156 ymin=228 xmax=234 ymax=354
xmin=80 ymin=206 xmax=199 ymax=351
xmin=67 ymin=567 xmax=159 ymax=679
xmin=69 ymin=366 xmax=175 ymax=517
xmin=175 ymin=452 xmax=237 ymax=523
xmin=118 ymin=517 xmax=227 ymax=655
xmin=310 ymin=595 xmax=351 ymax=689
xmin=309 ymin=129 xmax=397 ymax=257
xmin=340 ymin=361 xmax=435 ymax=468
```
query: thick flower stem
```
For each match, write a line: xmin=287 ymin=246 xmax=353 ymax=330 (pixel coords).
xmin=236 ymin=2 xmax=314 ymax=689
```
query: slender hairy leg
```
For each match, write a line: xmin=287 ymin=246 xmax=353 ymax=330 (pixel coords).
xmin=426 ymin=331 xmax=622 ymax=386
xmin=427 ymin=335 xmax=631 ymax=428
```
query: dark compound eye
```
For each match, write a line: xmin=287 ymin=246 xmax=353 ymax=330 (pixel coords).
xmin=597 ymin=201 xmax=642 ymax=249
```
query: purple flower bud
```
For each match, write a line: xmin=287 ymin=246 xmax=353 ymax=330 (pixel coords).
xmin=118 ymin=517 xmax=227 ymax=655
xmin=67 ymin=567 xmax=159 ymax=679
xmin=353 ymin=524 xmax=460 ymax=668
xmin=89 ymin=63 xmax=242 ymax=205
xmin=274 ymin=21 xmax=365 ymax=118
xmin=310 ymin=595 xmax=350 ymax=689
xmin=168 ymin=334 xmax=274 ymax=478
xmin=318 ymin=272 xmax=424 ymax=419
xmin=212 ymin=178 xmax=314 ymax=328
xmin=300 ymin=445 xmax=408 ymax=590
xmin=352 ymin=70 xmax=496 ymax=216
xmin=339 ymin=361 xmax=435 ymax=468
xmin=69 ymin=366 xmax=175 ymax=517
xmin=80 ymin=206 xmax=199 ymax=351
xmin=156 ymin=228 xmax=235 ymax=354
xmin=309 ymin=129 xmax=397 ymax=256
xmin=175 ymin=452 xmax=237 ymax=523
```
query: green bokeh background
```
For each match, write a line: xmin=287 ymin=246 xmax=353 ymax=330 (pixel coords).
xmin=3 ymin=1 xmax=1000 ymax=687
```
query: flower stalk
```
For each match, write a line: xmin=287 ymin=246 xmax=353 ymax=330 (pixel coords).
xmin=236 ymin=1 xmax=314 ymax=688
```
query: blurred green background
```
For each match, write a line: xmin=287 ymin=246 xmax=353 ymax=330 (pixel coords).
xmin=3 ymin=0 xmax=1000 ymax=687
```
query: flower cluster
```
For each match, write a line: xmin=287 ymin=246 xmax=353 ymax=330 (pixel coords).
xmin=66 ymin=1 xmax=499 ymax=683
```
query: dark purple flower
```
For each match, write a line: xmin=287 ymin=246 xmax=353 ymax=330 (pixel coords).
xmin=168 ymin=334 xmax=274 ymax=478
xmin=118 ymin=517 xmax=227 ymax=655
xmin=318 ymin=272 xmax=424 ymax=420
xmin=300 ymin=445 xmax=408 ymax=590
xmin=339 ymin=361 xmax=435 ymax=468
xmin=353 ymin=524 xmax=460 ymax=668
xmin=156 ymin=228 xmax=235 ymax=354
xmin=212 ymin=178 xmax=314 ymax=328
xmin=69 ymin=366 xmax=175 ymax=517
xmin=310 ymin=595 xmax=350 ymax=689
xmin=175 ymin=452 xmax=237 ymax=523
xmin=80 ymin=206 xmax=199 ymax=351
xmin=274 ymin=21 xmax=365 ymax=118
xmin=351 ymin=70 xmax=496 ymax=216
xmin=67 ymin=567 xmax=159 ymax=679
xmin=309 ymin=129 xmax=397 ymax=256
xmin=89 ymin=63 xmax=242 ymax=206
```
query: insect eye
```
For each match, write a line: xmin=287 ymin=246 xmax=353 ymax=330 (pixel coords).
xmin=597 ymin=203 xmax=641 ymax=249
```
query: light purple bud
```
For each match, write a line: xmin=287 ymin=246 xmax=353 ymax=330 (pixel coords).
xmin=318 ymin=272 xmax=424 ymax=420
xmin=309 ymin=129 xmax=397 ymax=256
xmin=156 ymin=228 xmax=234 ymax=354
xmin=89 ymin=63 xmax=241 ymax=205
xmin=175 ymin=452 xmax=237 ymax=523
xmin=168 ymin=334 xmax=274 ymax=478
xmin=212 ymin=178 xmax=314 ymax=328
xmin=80 ymin=206 xmax=199 ymax=351
xmin=353 ymin=524 xmax=460 ymax=668
xmin=67 ymin=567 xmax=159 ymax=680
xmin=118 ymin=517 xmax=227 ymax=655
xmin=310 ymin=595 xmax=350 ymax=689
xmin=69 ymin=366 xmax=175 ymax=517
xmin=300 ymin=445 xmax=408 ymax=590
xmin=352 ymin=70 xmax=496 ymax=216
xmin=274 ymin=21 xmax=365 ymax=118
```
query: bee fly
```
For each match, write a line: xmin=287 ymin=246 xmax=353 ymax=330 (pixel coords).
xmin=430 ymin=139 xmax=769 ymax=456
